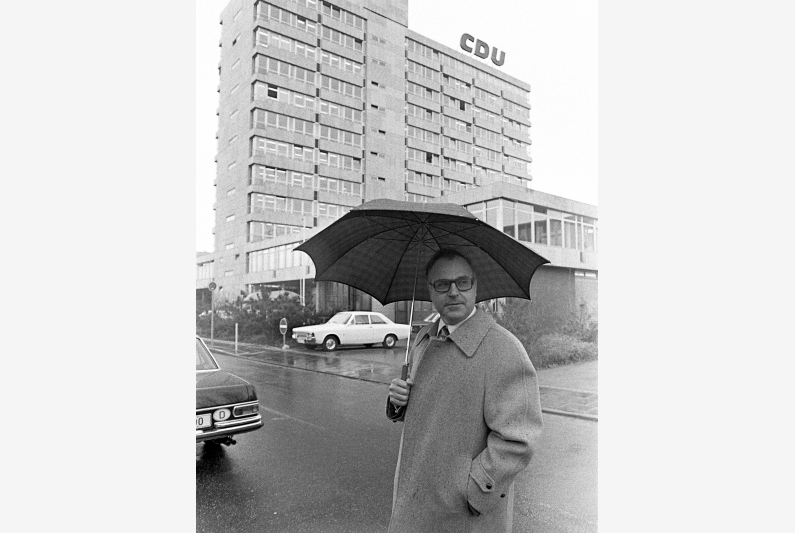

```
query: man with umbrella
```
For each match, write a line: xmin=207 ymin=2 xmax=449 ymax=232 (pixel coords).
xmin=386 ymin=248 xmax=543 ymax=532
xmin=296 ymin=199 xmax=546 ymax=531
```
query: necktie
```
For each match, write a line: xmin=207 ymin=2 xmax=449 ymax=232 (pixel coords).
xmin=438 ymin=326 xmax=450 ymax=341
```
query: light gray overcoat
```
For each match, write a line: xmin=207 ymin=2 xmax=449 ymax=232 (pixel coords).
xmin=386 ymin=309 xmax=543 ymax=533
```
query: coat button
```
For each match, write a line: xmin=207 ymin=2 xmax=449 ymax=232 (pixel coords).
xmin=486 ymin=483 xmax=492 ymax=489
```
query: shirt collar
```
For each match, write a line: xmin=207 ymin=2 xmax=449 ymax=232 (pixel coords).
xmin=439 ymin=306 xmax=477 ymax=335
xmin=419 ymin=308 xmax=495 ymax=358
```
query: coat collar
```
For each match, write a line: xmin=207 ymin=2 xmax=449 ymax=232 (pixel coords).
xmin=418 ymin=308 xmax=495 ymax=358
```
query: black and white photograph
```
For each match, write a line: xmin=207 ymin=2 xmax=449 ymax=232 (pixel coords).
xmin=8 ymin=0 xmax=795 ymax=532
xmin=195 ymin=0 xmax=597 ymax=531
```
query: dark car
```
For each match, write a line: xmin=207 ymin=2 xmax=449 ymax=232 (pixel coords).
xmin=196 ymin=337 xmax=263 ymax=446
xmin=411 ymin=311 xmax=440 ymax=334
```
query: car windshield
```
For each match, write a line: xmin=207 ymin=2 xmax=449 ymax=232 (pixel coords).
xmin=196 ymin=338 xmax=219 ymax=371
xmin=327 ymin=312 xmax=351 ymax=324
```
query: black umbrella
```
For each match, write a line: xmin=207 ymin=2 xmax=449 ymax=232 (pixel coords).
xmin=295 ymin=199 xmax=549 ymax=377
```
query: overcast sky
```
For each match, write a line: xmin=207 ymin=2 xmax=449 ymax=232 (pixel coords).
xmin=195 ymin=0 xmax=598 ymax=252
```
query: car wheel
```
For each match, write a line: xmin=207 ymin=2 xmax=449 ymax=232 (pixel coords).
xmin=323 ymin=336 xmax=339 ymax=351
xmin=383 ymin=334 xmax=397 ymax=349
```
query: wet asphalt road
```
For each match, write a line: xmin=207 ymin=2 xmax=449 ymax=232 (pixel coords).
xmin=197 ymin=352 xmax=596 ymax=532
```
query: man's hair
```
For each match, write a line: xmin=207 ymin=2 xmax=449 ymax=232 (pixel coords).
xmin=424 ymin=248 xmax=474 ymax=278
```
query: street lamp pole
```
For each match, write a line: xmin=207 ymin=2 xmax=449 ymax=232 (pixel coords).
xmin=209 ymin=281 xmax=217 ymax=347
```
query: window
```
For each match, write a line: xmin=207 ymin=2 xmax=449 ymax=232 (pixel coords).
xmin=227 ymin=188 xmax=236 ymax=196
xmin=354 ymin=315 xmax=369 ymax=325
xmin=321 ymin=25 xmax=363 ymax=52
xmin=318 ymin=99 xmax=362 ymax=123
xmin=321 ymin=1 xmax=365 ymax=30
xmin=548 ymin=210 xmax=563 ymax=246
xmin=533 ymin=207 xmax=547 ymax=245
xmin=320 ymin=50 xmax=363 ymax=75
xmin=226 ymin=215 xmax=235 ymax=222
xmin=225 ymin=243 xmax=234 ymax=250
xmin=371 ymin=314 xmax=386 ymax=325
xmin=321 ymin=74 xmax=363 ymax=99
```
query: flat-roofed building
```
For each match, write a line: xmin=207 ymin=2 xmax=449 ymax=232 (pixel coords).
xmin=197 ymin=0 xmax=597 ymax=325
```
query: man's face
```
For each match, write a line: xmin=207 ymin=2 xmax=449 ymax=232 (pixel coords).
xmin=427 ymin=256 xmax=477 ymax=326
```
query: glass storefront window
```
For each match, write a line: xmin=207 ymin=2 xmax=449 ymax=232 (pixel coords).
xmin=517 ymin=203 xmax=533 ymax=242
xmin=564 ymin=220 xmax=578 ymax=249
xmin=501 ymin=200 xmax=515 ymax=237
xmin=485 ymin=200 xmax=500 ymax=229
xmin=533 ymin=206 xmax=547 ymax=245
xmin=548 ymin=210 xmax=563 ymax=247
xmin=583 ymin=225 xmax=595 ymax=251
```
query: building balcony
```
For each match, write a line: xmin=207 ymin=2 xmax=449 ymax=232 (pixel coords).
xmin=254 ymin=45 xmax=316 ymax=72
xmin=406 ymin=136 xmax=441 ymax=155
xmin=473 ymin=135 xmax=502 ymax=153
xmin=406 ymin=159 xmax=441 ymax=176
xmin=406 ymin=114 xmax=441 ymax=133
xmin=473 ymin=97 xmax=502 ymax=115
xmin=250 ymin=154 xmax=315 ymax=175
xmin=252 ymin=70 xmax=316 ymax=97
xmin=264 ymin=0 xmax=318 ymax=20
xmin=318 ymin=138 xmax=363 ymax=159
xmin=440 ymin=126 xmax=474 ymax=143
xmin=318 ymin=88 xmax=363 ymax=112
xmin=441 ymin=105 xmax=473 ymax=124
xmin=254 ymin=20 xmax=317 ymax=47
xmin=473 ymin=115 xmax=502 ymax=133
xmin=501 ymin=88 xmax=530 ymax=108
xmin=473 ymin=156 xmax=502 ymax=171
xmin=502 ymin=123 xmax=531 ymax=143
xmin=318 ymin=63 xmax=364 ymax=88
xmin=320 ymin=15 xmax=365 ymax=41
xmin=441 ymin=167 xmax=475 ymax=184
xmin=440 ymin=146 xmax=473 ymax=164
xmin=317 ymin=113 xmax=364 ymax=134
xmin=316 ymin=164 xmax=363 ymax=182
xmin=406 ymin=71 xmax=441 ymax=92
xmin=406 ymin=92 xmax=441 ymax=113
xmin=503 ymin=144 xmax=532 ymax=163
xmin=502 ymin=107 xmax=531 ymax=127
xmin=318 ymin=39 xmax=364 ymax=64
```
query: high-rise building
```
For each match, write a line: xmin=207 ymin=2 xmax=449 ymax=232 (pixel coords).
xmin=197 ymin=0 xmax=597 ymax=324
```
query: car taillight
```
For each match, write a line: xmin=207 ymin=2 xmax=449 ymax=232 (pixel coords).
xmin=233 ymin=404 xmax=259 ymax=417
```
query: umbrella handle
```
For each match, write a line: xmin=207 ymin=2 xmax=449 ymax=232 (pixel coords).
xmin=401 ymin=364 xmax=408 ymax=381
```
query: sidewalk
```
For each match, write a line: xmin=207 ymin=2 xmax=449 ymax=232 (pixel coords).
xmin=205 ymin=338 xmax=597 ymax=421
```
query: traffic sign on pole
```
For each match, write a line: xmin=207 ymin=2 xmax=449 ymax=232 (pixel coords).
xmin=280 ymin=318 xmax=288 ymax=349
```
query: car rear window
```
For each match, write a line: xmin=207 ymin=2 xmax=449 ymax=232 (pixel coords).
xmin=370 ymin=315 xmax=386 ymax=324
xmin=196 ymin=338 xmax=219 ymax=371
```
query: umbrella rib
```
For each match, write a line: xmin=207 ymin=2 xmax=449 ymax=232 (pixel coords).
xmin=381 ymin=217 xmax=427 ymax=303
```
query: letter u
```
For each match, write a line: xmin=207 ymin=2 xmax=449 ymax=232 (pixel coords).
xmin=491 ymin=47 xmax=505 ymax=66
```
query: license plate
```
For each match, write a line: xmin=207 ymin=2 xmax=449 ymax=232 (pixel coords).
xmin=196 ymin=413 xmax=212 ymax=429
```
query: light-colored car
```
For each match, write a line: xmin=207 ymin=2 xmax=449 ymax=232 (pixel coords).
xmin=292 ymin=311 xmax=411 ymax=351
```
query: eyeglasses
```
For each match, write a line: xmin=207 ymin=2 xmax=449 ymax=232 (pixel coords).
xmin=429 ymin=276 xmax=475 ymax=293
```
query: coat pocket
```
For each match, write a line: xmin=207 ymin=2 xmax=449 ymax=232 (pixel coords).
xmin=467 ymin=455 xmax=497 ymax=514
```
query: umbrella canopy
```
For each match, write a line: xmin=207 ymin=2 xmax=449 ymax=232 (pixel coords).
xmin=295 ymin=199 xmax=549 ymax=305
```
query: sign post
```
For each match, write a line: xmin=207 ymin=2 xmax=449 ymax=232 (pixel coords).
xmin=280 ymin=318 xmax=288 ymax=349
xmin=209 ymin=282 xmax=217 ymax=347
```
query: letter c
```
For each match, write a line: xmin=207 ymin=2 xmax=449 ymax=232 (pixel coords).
xmin=460 ymin=33 xmax=474 ymax=53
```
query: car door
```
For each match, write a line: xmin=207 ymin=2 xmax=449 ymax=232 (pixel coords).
xmin=369 ymin=314 xmax=389 ymax=343
xmin=349 ymin=314 xmax=371 ymax=344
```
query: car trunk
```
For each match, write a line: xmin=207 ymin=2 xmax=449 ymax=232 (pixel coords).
xmin=196 ymin=370 xmax=255 ymax=409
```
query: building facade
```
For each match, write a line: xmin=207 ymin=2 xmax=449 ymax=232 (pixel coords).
xmin=197 ymin=0 xmax=597 ymax=325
